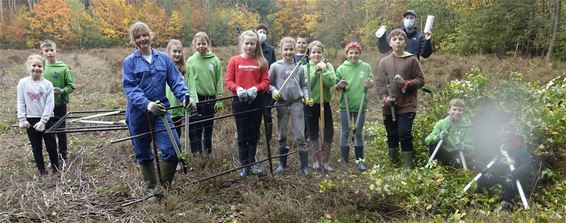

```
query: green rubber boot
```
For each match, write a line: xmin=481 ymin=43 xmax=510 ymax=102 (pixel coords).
xmin=140 ymin=163 xmax=160 ymax=202
xmin=402 ymin=151 xmax=414 ymax=169
xmin=160 ymin=160 xmax=178 ymax=188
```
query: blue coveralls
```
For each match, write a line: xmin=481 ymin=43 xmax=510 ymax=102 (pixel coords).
xmin=122 ymin=49 xmax=188 ymax=165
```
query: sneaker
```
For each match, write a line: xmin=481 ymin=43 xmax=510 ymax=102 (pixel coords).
xmin=356 ymin=162 xmax=366 ymax=172
xmin=249 ymin=165 xmax=264 ymax=176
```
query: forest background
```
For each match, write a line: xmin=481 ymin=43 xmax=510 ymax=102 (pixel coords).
xmin=0 ymin=0 xmax=564 ymax=60
xmin=0 ymin=0 xmax=565 ymax=222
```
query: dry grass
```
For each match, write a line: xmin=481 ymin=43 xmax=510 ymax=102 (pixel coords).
xmin=0 ymin=48 xmax=564 ymax=222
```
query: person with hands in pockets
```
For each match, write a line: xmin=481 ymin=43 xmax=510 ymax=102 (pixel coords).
xmin=224 ymin=30 xmax=270 ymax=178
xmin=377 ymin=29 xmax=425 ymax=169
xmin=122 ymin=21 xmax=194 ymax=200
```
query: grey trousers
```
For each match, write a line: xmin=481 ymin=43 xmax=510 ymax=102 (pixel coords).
xmin=276 ymin=102 xmax=306 ymax=151
xmin=340 ymin=111 xmax=365 ymax=147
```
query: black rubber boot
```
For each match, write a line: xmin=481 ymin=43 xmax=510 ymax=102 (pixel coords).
xmin=402 ymin=151 xmax=414 ymax=169
xmin=299 ymin=150 xmax=309 ymax=176
xmin=340 ymin=146 xmax=350 ymax=170
xmin=354 ymin=146 xmax=366 ymax=172
xmin=275 ymin=147 xmax=289 ymax=174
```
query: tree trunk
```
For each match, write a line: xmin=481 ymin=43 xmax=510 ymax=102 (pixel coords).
xmin=546 ymin=0 xmax=561 ymax=60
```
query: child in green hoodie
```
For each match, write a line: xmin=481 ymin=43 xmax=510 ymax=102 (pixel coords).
xmin=186 ymin=32 xmax=223 ymax=157
xmin=41 ymin=39 xmax=75 ymax=162
xmin=335 ymin=42 xmax=374 ymax=172
xmin=165 ymin=39 xmax=187 ymax=138
xmin=425 ymin=98 xmax=473 ymax=168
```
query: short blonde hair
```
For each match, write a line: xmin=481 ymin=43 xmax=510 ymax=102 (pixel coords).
xmin=278 ymin=36 xmax=295 ymax=50
xmin=449 ymin=98 xmax=466 ymax=109
xmin=128 ymin=21 xmax=154 ymax=45
xmin=308 ymin=40 xmax=325 ymax=52
xmin=40 ymin=39 xmax=56 ymax=49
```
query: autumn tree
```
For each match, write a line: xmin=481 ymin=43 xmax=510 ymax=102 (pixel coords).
xmin=92 ymin=0 xmax=135 ymax=46
xmin=27 ymin=0 xmax=75 ymax=48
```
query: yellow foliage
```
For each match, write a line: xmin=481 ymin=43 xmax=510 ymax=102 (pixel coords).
xmin=92 ymin=0 xmax=135 ymax=44
xmin=27 ymin=0 xmax=74 ymax=48
xmin=166 ymin=10 xmax=183 ymax=40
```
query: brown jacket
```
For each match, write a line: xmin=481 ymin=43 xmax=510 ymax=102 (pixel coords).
xmin=376 ymin=52 xmax=425 ymax=114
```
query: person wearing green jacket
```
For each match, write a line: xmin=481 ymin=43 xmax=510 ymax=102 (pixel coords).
xmin=41 ymin=39 xmax=75 ymax=162
xmin=335 ymin=42 xmax=374 ymax=172
xmin=186 ymin=32 xmax=223 ymax=157
xmin=304 ymin=40 xmax=336 ymax=172
xmin=165 ymin=39 xmax=187 ymax=138
xmin=425 ymin=98 xmax=473 ymax=168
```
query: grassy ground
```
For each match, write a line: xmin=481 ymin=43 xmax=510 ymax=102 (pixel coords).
xmin=0 ymin=47 xmax=564 ymax=222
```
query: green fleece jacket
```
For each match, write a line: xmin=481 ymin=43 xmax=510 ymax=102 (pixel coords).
xmin=335 ymin=60 xmax=373 ymax=112
xmin=185 ymin=52 xmax=223 ymax=100
xmin=165 ymin=83 xmax=185 ymax=118
xmin=44 ymin=60 xmax=74 ymax=105
xmin=425 ymin=116 xmax=474 ymax=152
xmin=304 ymin=61 xmax=336 ymax=103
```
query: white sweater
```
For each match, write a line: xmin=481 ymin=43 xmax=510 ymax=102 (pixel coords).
xmin=17 ymin=77 xmax=54 ymax=124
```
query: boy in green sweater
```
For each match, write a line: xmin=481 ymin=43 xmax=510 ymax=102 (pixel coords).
xmin=41 ymin=39 xmax=75 ymax=161
xmin=425 ymin=98 xmax=473 ymax=168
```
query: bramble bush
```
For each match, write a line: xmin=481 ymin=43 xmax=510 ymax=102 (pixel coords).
xmin=349 ymin=67 xmax=565 ymax=221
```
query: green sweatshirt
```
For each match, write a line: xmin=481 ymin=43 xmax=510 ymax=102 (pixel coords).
xmin=335 ymin=60 xmax=373 ymax=112
xmin=304 ymin=61 xmax=336 ymax=103
xmin=166 ymin=83 xmax=185 ymax=118
xmin=185 ymin=52 xmax=223 ymax=99
xmin=425 ymin=116 xmax=474 ymax=152
xmin=44 ymin=60 xmax=74 ymax=105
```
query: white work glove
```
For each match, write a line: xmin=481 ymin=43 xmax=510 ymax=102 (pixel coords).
xmin=184 ymin=97 xmax=196 ymax=111
xmin=34 ymin=122 xmax=46 ymax=132
xmin=246 ymin=86 xmax=258 ymax=102
xmin=271 ymin=89 xmax=281 ymax=101
xmin=19 ymin=121 xmax=30 ymax=129
xmin=236 ymin=87 xmax=248 ymax=103
xmin=53 ymin=87 xmax=64 ymax=96
xmin=147 ymin=101 xmax=166 ymax=116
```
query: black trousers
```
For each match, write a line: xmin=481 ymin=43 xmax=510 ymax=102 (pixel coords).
xmin=306 ymin=103 xmax=333 ymax=143
xmin=383 ymin=112 xmax=416 ymax=151
xmin=53 ymin=104 xmax=68 ymax=159
xmin=232 ymin=95 xmax=263 ymax=165
xmin=189 ymin=95 xmax=215 ymax=154
xmin=26 ymin=118 xmax=58 ymax=172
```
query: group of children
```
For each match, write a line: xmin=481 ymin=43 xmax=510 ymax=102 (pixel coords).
xmin=17 ymin=19 xmax=532 ymax=210
xmin=17 ymin=40 xmax=74 ymax=177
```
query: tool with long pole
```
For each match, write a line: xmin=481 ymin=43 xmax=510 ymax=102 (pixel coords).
xmin=456 ymin=131 xmax=468 ymax=169
xmin=184 ymin=94 xmax=190 ymax=156
xmin=315 ymin=61 xmax=327 ymax=162
xmin=425 ymin=124 xmax=453 ymax=168
xmin=500 ymin=147 xmax=529 ymax=209
xmin=463 ymin=156 xmax=497 ymax=192
xmin=354 ymin=87 xmax=367 ymax=135
xmin=146 ymin=113 xmax=163 ymax=186
xmin=277 ymin=49 xmax=310 ymax=94
xmin=342 ymin=87 xmax=352 ymax=132
xmin=160 ymin=113 xmax=188 ymax=174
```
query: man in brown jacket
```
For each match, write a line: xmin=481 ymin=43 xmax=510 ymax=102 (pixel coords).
xmin=376 ymin=29 xmax=425 ymax=168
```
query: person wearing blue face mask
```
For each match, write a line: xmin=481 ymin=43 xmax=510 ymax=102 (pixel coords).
xmin=376 ymin=10 xmax=433 ymax=60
